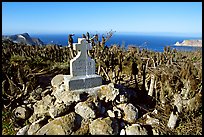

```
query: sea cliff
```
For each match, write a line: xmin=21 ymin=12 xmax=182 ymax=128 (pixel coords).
xmin=174 ymin=40 xmax=202 ymax=47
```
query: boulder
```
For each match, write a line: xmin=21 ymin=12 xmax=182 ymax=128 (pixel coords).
xmin=35 ymin=112 xmax=79 ymax=135
xmin=27 ymin=117 xmax=46 ymax=135
xmin=71 ymin=119 xmax=90 ymax=135
xmin=51 ymin=74 xmax=65 ymax=92
xmin=33 ymin=94 xmax=55 ymax=116
xmin=49 ymin=102 xmax=70 ymax=118
xmin=125 ymin=124 xmax=148 ymax=135
xmin=53 ymin=89 xmax=81 ymax=105
xmin=89 ymin=117 xmax=119 ymax=135
xmin=97 ymin=83 xmax=119 ymax=102
xmin=75 ymin=100 xmax=96 ymax=120
xmin=116 ymin=103 xmax=138 ymax=123
xmin=145 ymin=115 xmax=159 ymax=126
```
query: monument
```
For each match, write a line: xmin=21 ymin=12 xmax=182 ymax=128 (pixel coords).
xmin=64 ymin=38 xmax=102 ymax=90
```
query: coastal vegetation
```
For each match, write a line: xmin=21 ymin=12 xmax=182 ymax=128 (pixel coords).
xmin=2 ymin=33 xmax=202 ymax=135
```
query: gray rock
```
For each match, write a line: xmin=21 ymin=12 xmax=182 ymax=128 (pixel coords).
xmin=27 ymin=117 xmax=46 ymax=135
xmin=97 ymin=83 xmax=119 ymax=102
xmin=71 ymin=119 xmax=90 ymax=135
xmin=51 ymin=74 xmax=65 ymax=92
xmin=14 ymin=106 xmax=31 ymax=120
xmin=53 ymin=89 xmax=80 ymax=105
xmin=125 ymin=124 xmax=148 ymax=135
xmin=75 ymin=100 xmax=96 ymax=120
xmin=33 ymin=94 xmax=55 ymax=116
xmin=116 ymin=103 xmax=138 ymax=123
xmin=36 ymin=112 xmax=78 ymax=135
xmin=146 ymin=115 xmax=159 ymax=126
xmin=49 ymin=102 xmax=70 ymax=118
xmin=29 ymin=114 xmax=43 ymax=123
xmin=89 ymin=117 xmax=119 ymax=135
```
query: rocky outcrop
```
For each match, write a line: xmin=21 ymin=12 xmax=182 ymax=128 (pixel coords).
xmin=174 ymin=40 xmax=202 ymax=47
xmin=2 ymin=33 xmax=44 ymax=46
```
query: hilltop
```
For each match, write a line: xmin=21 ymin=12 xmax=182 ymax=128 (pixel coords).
xmin=2 ymin=33 xmax=44 ymax=46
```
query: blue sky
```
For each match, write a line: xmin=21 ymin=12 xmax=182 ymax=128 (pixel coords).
xmin=2 ymin=2 xmax=202 ymax=37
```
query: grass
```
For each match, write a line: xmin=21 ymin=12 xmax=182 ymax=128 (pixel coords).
xmin=2 ymin=110 xmax=17 ymax=135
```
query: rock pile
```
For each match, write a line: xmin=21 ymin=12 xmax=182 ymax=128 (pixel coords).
xmin=15 ymin=75 xmax=160 ymax=135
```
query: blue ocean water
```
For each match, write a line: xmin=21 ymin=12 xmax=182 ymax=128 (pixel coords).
xmin=31 ymin=33 xmax=202 ymax=52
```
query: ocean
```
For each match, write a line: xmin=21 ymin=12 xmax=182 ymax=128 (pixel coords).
xmin=31 ymin=33 xmax=202 ymax=52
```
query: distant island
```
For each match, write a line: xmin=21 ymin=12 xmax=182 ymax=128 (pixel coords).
xmin=174 ymin=39 xmax=202 ymax=47
xmin=2 ymin=33 xmax=44 ymax=46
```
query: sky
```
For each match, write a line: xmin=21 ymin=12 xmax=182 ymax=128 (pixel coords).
xmin=2 ymin=2 xmax=202 ymax=37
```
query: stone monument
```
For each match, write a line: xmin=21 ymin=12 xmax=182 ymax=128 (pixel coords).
xmin=64 ymin=38 xmax=102 ymax=90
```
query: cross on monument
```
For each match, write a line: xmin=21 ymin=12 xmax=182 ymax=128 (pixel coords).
xmin=70 ymin=38 xmax=95 ymax=76
xmin=64 ymin=38 xmax=102 ymax=90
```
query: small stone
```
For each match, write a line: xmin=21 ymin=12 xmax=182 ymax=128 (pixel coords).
xmin=117 ymin=103 xmax=138 ymax=123
xmin=125 ymin=124 xmax=148 ymax=135
xmin=15 ymin=106 xmax=31 ymax=120
xmin=97 ymin=83 xmax=119 ymax=102
xmin=107 ymin=110 xmax=115 ymax=118
xmin=120 ymin=129 xmax=126 ymax=135
xmin=89 ymin=117 xmax=119 ymax=135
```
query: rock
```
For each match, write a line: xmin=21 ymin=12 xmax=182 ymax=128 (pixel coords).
xmin=75 ymin=100 xmax=96 ymax=120
xmin=53 ymin=89 xmax=80 ymax=105
xmin=29 ymin=86 xmax=43 ymax=101
xmin=33 ymin=94 xmax=55 ymax=116
xmin=71 ymin=119 xmax=90 ymax=135
xmin=120 ymin=129 xmax=126 ymax=135
xmin=146 ymin=115 xmax=159 ymax=126
xmin=97 ymin=83 xmax=119 ymax=102
xmin=14 ymin=106 xmax=31 ymax=120
xmin=49 ymin=102 xmax=70 ymax=118
xmin=36 ymin=112 xmax=79 ymax=135
xmin=27 ymin=117 xmax=46 ymax=135
xmin=29 ymin=114 xmax=44 ymax=123
xmin=116 ymin=103 xmax=138 ymax=123
xmin=89 ymin=117 xmax=119 ymax=135
xmin=107 ymin=110 xmax=115 ymax=118
xmin=16 ymin=125 xmax=30 ymax=135
xmin=51 ymin=74 xmax=65 ymax=92
xmin=125 ymin=124 xmax=148 ymax=135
